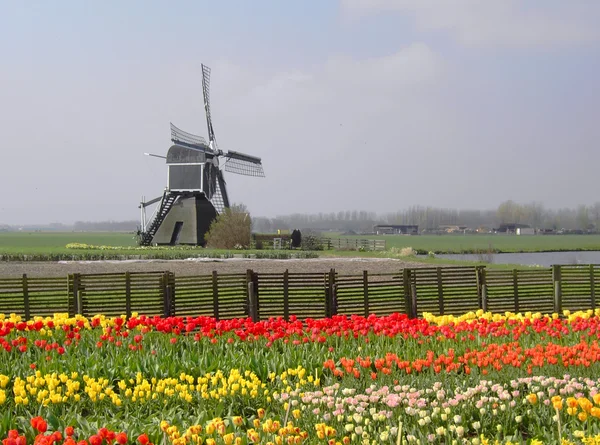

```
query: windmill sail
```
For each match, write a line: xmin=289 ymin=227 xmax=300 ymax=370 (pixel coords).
xmin=223 ymin=151 xmax=265 ymax=177
xmin=170 ymin=123 xmax=210 ymax=150
xmin=201 ymin=64 xmax=216 ymax=147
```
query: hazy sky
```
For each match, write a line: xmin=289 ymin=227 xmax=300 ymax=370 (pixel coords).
xmin=1 ymin=1 xmax=599 ymax=225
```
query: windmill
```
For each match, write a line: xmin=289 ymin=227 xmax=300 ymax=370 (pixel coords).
xmin=138 ymin=64 xmax=265 ymax=246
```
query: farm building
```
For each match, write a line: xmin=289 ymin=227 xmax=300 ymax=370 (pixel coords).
xmin=439 ymin=225 xmax=468 ymax=233
xmin=516 ymin=227 xmax=535 ymax=235
xmin=495 ymin=223 xmax=532 ymax=234
xmin=374 ymin=224 xmax=419 ymax=235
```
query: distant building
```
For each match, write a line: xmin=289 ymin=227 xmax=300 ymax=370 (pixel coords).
xmin=374 ymin=224 xmax=419 ymax=235
xmin=439 ymin=225 xmax=468 ymax=233
xmin=516 ymin=227 xmax=535 ymax=235
xmin=495 ymin=223 xmax=531 ymax=234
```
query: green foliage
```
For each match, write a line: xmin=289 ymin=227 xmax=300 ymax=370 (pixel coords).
xmin=205 ymin=204 xmax=252 ymax=250
xmin=300 ymin=231 xmax=323 ymax=251
xmin=246 ymin=251 xmax=319 ymax=259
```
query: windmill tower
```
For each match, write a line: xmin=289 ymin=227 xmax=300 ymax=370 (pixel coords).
xmin=138 ymin=64 xmax=265 ymax=246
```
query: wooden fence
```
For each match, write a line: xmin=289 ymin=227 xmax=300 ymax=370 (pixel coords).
xmin=255 ymin=237 xmax=386 ymax=251
xmin=321 ymin=238 xmax=386 ymax=251
xmin=1 ymin=265 xmax=599 ymax=320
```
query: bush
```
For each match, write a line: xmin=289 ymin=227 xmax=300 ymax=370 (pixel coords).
xmin=205 ymin=204 xmax=252 ymax=249
xmin=301 ymin=231 xmax=323 ymax=251
xmin=388 ymin=246 xmax=417 ymax=257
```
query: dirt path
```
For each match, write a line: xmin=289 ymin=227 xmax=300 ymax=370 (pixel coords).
xmin=0 ymin=257 xmax=436 ymax=277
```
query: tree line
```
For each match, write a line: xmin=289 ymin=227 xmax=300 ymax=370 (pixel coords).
xmin=3 ymin=201 xmax=600 ymax=233
xmin=251 ymin=201 xmax=600 ymax=233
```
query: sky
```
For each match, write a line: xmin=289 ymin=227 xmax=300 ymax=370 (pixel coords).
xmin=1 ymin=0 xmax=599 ymax=225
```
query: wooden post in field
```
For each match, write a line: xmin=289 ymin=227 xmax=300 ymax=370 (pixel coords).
xmin=363 ymin=270 xmax=369 ymax=317
xmin=553 ymin=265 xmax=563 ymax=315
xmin=590 ymin=264 xmax=596 ymax=311
xmin=22 ymin=274 xmax=30 ymax=321
xmin=283 ymin=269 xmax=289 ymax=321
xmin=512 ymin=269 xmax=519 ymax=313
xmin=212 ymin=271 xmax=219 ymax=321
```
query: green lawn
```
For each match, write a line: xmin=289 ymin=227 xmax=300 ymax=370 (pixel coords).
xmin=0 ymin=231 xmax=137 ymax=253
xmin=0 ymin=232 xmax=318 ymax=260
xmin=327 ymin=234 xmax=600 ymax=254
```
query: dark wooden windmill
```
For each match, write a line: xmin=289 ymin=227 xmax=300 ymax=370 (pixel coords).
xmin=138 ymin=64 xmax=264 ymax=246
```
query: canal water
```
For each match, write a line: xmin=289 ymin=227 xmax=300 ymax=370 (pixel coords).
xmin=429 ymin=251 xmax=600 ymax=267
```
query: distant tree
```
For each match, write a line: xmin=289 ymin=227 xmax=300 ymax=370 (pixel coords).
xmin=591 ymin=202 xmax=600 ymax=230
xmin=576 ymin=205 xmax=590 ymax=230
xmin=496 ymin=200 xmax=521 ymax=224
xmin=205 ymin=204 xmax=251 ymax=249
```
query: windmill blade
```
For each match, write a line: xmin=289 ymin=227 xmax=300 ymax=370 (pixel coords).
xmin=223 ymin=150 xmax=265 ymax=177
xmin=170 ymin=123 xmax=209 ymax=149
xmin=201 ymin=64 xmax=216 ymax=147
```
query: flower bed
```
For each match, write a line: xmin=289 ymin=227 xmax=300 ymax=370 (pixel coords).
xmin=1 ymin=309 xmax=600 ymax=443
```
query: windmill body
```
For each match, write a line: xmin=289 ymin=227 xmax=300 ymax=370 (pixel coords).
xmin=138 ymin=64 xmax=264 ymax=246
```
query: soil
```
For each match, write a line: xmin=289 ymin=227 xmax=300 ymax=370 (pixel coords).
xmin=0 ymin=257 xmax=436 ymax=277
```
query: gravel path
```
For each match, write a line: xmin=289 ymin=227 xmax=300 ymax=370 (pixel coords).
xmin=0 ymin=257 xmax=435 ymax=277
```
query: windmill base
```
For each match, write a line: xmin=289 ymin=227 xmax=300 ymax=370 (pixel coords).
xmin=152 ymin=193 xmax=218 ymax=247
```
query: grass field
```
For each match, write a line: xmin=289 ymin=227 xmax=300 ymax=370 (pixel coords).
xmin=0 ymin=232 xmax=318 ymax=261
xmin=2 ymin=232 xmax=600 ymax=267
xmin=331 ymin=233 xmax=600 ymax=253
xmin=0 ymin=231 xmax=137 ymax=252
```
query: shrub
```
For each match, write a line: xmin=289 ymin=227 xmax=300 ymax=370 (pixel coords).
xmin=205 ymin=204 xmax=252 ymax=249
xmin=301 ymin=231 xmax=323 ymax=251
xmin=388 ymin=246 xmax=417 ymax=257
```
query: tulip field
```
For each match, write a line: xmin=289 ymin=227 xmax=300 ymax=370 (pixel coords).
xmin=3 ymin=310 xmax=600 ymax=444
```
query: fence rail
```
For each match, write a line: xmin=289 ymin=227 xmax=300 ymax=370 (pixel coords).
xmin=1 ymin=265 xmax=600 ymax=320
xmin=320 ymin=238 xmax=386 ymax=251
xmin=254 ymin=237 xmax=386 ymax=251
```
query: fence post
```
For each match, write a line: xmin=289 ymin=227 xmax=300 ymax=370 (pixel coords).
xmin=402 ymin=269 xmax=412 ymax=318
xmin=245 ymin=269 xmax=253 ymax=319
xmin=283 ymin=269 xmax=289 ymax=321
xmin=162 ymin=272 xmax=173 ymax=318
xmin=363 ymin=270 xmax=369 ymax=317
xmin=436 ymin=267 xmax=444 ymax=315
xmin=327 ymin=268 xmax=337 ymax=317
xmin=168 ymin=272 xmax=175 ymax=316
xmin=512 ymin=269 xmax=519 ymax=313
xmin=22 ymin=274 xmax=30 ymax=321
xmin=478 ymin=267 xmax=488 ymax=312
xmin=553 ymin=265 xmax=563 ymax=315
xmin=212 ymin=271 xmax=219 ymax=321
xmin=252 ymin=271 xmax=260 ymax=319
xmin=590 ymin=264 xmax=596 ymax=311
xmin=410 ymin=270 xmax=418 ymax=318
xmin=247 ymin=270 xmax=258 ymax=322
xmin=71 ymin=273 xmax=81 ymax=316
xmin=125 ymin=272 xmax=131 ymax=318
